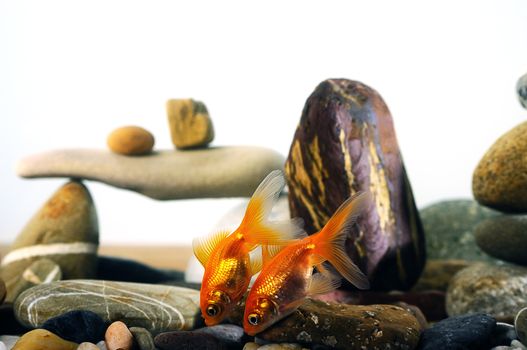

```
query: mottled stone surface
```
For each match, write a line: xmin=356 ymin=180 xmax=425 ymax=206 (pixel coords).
xmin=518 ymin=72 xmax=527 ymax=109
xmin=417 ymin=314 xmax=496 ymax=350
xmin=475 ymin=215 xmax=527 ymax=265
xmin=285 ymin=79 xmax=425 ymax=291
xmin=166 ymin=99 xmax=214 ymax=149
xmin=41 ymin=310 xmax=106 ymax=344
xmin=97 ymin=256 xmax=184 ymax=283
xmin=17 ymin=147 xmax=285 ymax=200
xmin=412 ymin=259 xmax=473 ymax=292
xmin=77 ymin=343 xmax=100 ymax=350
xmin=446 ymin=263 xmax=527 ymax=322
xmin=473 ymin=121 xmax=527 ymax=212
xmin=316 ymin=289 xmax=446 ymax=322
xmin=14 ymin=280 xmax=200 ymax=335
xmin=515 ymin=308 xmax=527 ymax=345
xmin=0 ymin=181 xmax=98 ymax=302
xmin=12 ymin=329 xmax=78 ymax=350
xmin=107 ymin=125 xmax=155 ymax=155
xmin=9 ymin=259 xmax=62 ymax=303
xmin=253 ymin=299 xmax=421 ymax=350
xmin=420 ymin=199 xmax=500 ymax=261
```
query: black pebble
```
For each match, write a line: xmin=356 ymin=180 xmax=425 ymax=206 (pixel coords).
xmin=154 ymin=331 xmax=225 ymax=350
xmin=97 ymin=256 xmax=184 ymax=283
xmin=41 ymin=310 xmax=107 ymax=343
xmin=193 ymin=324 xmax=250 ymax=350
xmin=417 ymin=313 xmax=496 ymax=350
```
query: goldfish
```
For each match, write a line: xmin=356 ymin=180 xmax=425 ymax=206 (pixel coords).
xmin=193 ymin=170 xmax=303 ymax=326
xmin=243 ymin=192 xmax=370 ymax=335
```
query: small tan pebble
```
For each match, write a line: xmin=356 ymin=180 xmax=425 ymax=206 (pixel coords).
xmin=166 ymin=98 xmax=214 ymax=149
xmin=107 ymin=125 xmax=155 ymax=155
xmin=77 ymin=342 xmax=100 ymax=350
xmin=105 ymin=321 xmax=134 ymax=350
xmin=243 ymin=343 xmax=260 ymax=350
xmin=13 ymin=329 xmax=78 ymax=350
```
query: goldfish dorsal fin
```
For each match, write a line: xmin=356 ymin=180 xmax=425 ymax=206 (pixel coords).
xmin=307 ymin=272 xmax=341 ymax=297
xmin=240 ymin=171 xmax=305 ymax=245
xmin=192 ymin=230 xmax=230 ymax=267
xmin=312 ymin=192 xmax=370 ymax=290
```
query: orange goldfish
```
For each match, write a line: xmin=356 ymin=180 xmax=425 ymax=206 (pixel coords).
xmin=193 ymin=170 xmax=302 ymax=326
xmin=243 ymin=192 xmax=370 ymax=335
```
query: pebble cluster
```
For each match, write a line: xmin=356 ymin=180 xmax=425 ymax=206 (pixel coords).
xmin=1 ymin=76 xmax=526 ymax=349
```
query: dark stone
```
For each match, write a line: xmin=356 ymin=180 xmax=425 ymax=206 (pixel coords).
xmin=417 ymin=313 xmax=496 ymax=350
xmin=41 ymin=310 xmax=107 ymax=344
xmin=285 ymin=78 xmax=425 ymax=291
xmin=129 ymin=327 xmax=156 ymax=350
xmin=489 ymin=322 xmax=518 ymax=347
xmin=154 ymin=331 xmax=225 ymax=350
xmin=420 ymin=200 xmax=500 ymax=261
xmin=193 ymin=325 xmax=249 ymax=350
xmin=475 ymin=215 xmax=527 ymax=265
xmin=97 ymin=256 xmax=184 ymax=283
xmin=0 ymin=303 xmax=30 ymax=335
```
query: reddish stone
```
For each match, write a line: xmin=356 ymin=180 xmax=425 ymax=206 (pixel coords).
xmin=285 ymin=79 xmax=426 ymax=290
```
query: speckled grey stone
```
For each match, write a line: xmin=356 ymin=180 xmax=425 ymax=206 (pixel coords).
xmin=446 ymin=263 xmax=527 ymax=322
xmin=129 ymin=327 xmax=156 ymax=350
xmin=420 ymin=199 xmax=500 ymax=261
xmin=14 ymin=280 xmax=200 ymax=335
xmin=16 ymin=147 xmax=285 ymax=200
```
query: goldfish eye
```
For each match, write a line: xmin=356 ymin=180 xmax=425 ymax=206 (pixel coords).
xmin=247 ymin=313 xmax=261 ymax=326
xmin=206 ymin=304 xmax=221 ymax=317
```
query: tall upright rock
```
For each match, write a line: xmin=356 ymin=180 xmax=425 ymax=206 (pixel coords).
xmin=285 ymin=79 xmax=425 ymax=290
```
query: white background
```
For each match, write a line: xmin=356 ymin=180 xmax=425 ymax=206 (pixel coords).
xmin=1 ymin=0 xmax=526 ymax=245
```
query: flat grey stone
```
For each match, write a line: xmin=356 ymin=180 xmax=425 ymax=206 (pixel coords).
xmin=14 ymin=279 xmax=200 ymax=335
xmin=16 ymin=147 xmax=285 ymax=200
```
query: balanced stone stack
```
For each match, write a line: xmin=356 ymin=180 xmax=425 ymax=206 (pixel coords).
xmin=442 ymin=74 xmax=527 ymax=338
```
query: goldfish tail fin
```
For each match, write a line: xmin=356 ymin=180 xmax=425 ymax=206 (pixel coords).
xmin=312 ymin=192 xmax=370 ymax=290
xmin=241 ymin=170 xmax=304 ymax=245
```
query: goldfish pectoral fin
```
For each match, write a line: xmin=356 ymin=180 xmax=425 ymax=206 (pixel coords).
xmin=307 ymin=272 xmax=341 ymax=297
xmin=250 ymin=253 xmax=263 ymax=275
xmin=192 ymin=229 xmax=230 ymax=267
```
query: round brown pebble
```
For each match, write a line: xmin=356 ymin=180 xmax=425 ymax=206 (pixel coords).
xmin=107 ymin=126 xmax=155 ymax=156
xmin=105 ymin=321 xmax=134 ymax=350
xmin=12 ymin=329 xmax=78 ymax=350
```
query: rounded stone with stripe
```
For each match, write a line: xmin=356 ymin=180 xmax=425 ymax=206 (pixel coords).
xmin=14 ymin=280 xmax=200 ymax=335
xmin=285 ymin=79 xmax=426 ymax=291
xmin=0 ymin=180 xmax=98 ymax=302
